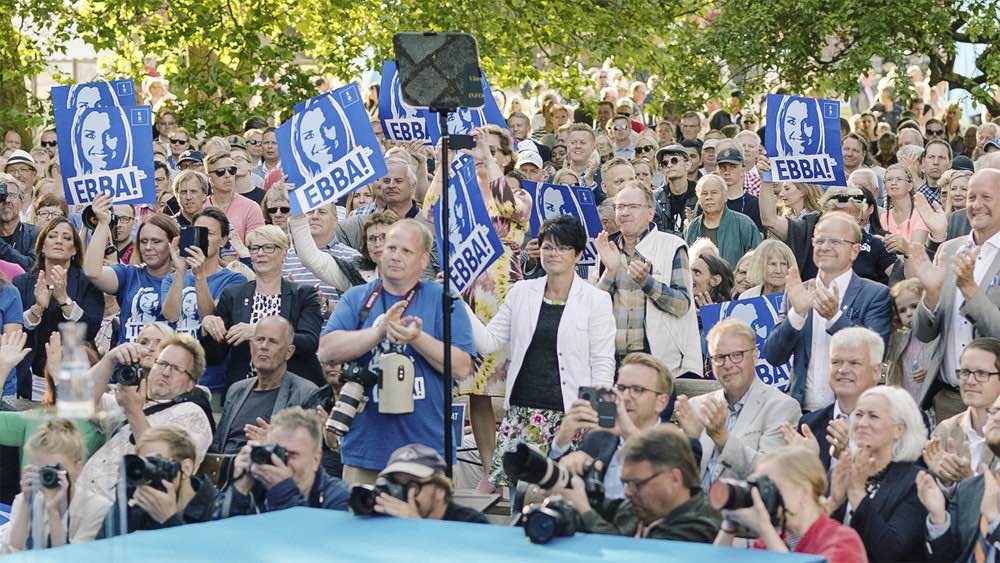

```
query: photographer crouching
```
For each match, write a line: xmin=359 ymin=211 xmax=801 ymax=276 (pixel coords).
xmin=712 ymin=446 xmax=866 ymax=562
xmin=101 ymin=426 xmax=218 ymax=534
xmin=214 ymin=406 xmax=349 ymax=517
xmin=552 ymin=425 xmax=720 ymax=541
xmin=348 ymin=444 xmax=488 ymax=523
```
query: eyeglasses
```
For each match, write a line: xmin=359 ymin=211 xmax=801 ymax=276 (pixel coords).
xmin=956 ymin=369 xmax=1000 ymax=383
xmin=659 ymin=156 xmax=683 ymax=167
xmin=267 ymin=206 xmax=291 ymax=214
xmin=36 ymin=210 xmax=64 ymax=220
xmin=613 ymin=203 xmax=648 ymax=213
xmin=622 ymin=470 xmax=666 ymax=494
xmin=710 ymin=348 xmax=755 ymax=366
xmin=248 ymin=243 xmax=280 ymax=255
xmin=117 ymin=215 xmax=135 ymax=224
xmin=812 ymin=236 xmax=859 ymax=248
xmin=926 ymin=129 xmax=945 ymax=137
xmin=209 ymin=166 xmax=238 ymax=177
xmin=40 ymin=140 xmax=57 ymax=148
xmin=635 ymin=145 xmax=655 ymax=154
xmin=366 ymin=233 xmax=386 ymax=243
xmin=152 ymin=359 xmax=191 ymax=377
xmin=830 ymin=194 xmax=865 ymax=205
xmin=613 ymin=383 xmax=663 ymax=398
xmin=170 ymin=138 xmax=189 ymax=145
xmin=612 ymin=125 xmax=629 ymax=132
xmin=540 ymin=243 xmax=574 ymax=253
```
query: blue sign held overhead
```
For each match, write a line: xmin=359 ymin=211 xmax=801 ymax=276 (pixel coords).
xmin=522 ymin=181 xmax=603 ymax=267
xmin=378 ymin=60 xmax=508 ymax=145
xmin=700 ymin=293 xmax=792 ymax=392
xmin=764 ymin=94 xmax=846 ymax=186
xmin=278 ymin=82 xmax=387 ymax=215
xmin=432 ymin=155 xmax=504 ymax=293
xmin=52 ymin=79 xmax=155 ymax=207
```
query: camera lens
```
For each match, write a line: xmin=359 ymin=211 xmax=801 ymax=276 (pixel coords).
xmin=348 ymin=485 xmax=378 ymax=516
xmin=123 ymin=454 xmax=149 ymax=486
xmin=328 ymin=382 xmax=367 ymax=437
xmin=38 ymin=466 xmax=61 ymax=489
xmin=502 ymin=442 xmax=571 ymax=490
xmin=709 ymin=479 xmax=755 ymax=510
xmin=524 ymin=510 xmax=559 ymax=544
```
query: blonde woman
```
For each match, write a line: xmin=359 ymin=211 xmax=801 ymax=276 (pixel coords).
xmin=740 ymin=240 xmax=795 ymax=298
xmin=778 ymin=182 xmax=822 ymax=219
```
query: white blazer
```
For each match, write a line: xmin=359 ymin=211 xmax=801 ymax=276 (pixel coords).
xmin=467 ymin=274 xmax=616 ymax=410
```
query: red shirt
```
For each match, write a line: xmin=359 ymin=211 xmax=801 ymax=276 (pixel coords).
xmin=752 ymin=513 xmax=868 ymax=563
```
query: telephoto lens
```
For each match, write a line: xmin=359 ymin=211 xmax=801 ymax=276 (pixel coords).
xmin=327 ymin=381 xmax=368 ymax=437
xmin=38 ymin=464 xmax=64 ymax=489
xmin=709 ymin=478 xmax=755 ymax=510
xmin=501 ymin=442 xmax=571 ymax=490
xmin=123 ymin=454 xmax=181 ymax=492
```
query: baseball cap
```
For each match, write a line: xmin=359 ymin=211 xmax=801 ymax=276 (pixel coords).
xmin=177 ymin=149 xmax=205 ymax=166
xmin=4 ymin=149 xmax=35 ymax=169
xmin=951 ymin=155 xmax=975 ymax=172
xmin=655 ymin=144 xmax=690 ymax=167
xmin=985 ymin=137 xmax=1000 ymax=153
xmin=516 ymin=150 xmax=543 ymax=170
xmin=716 ymin=147 xmax=744 ymax=165
xmin=702 ymin=138 xmax=721 ymax=151
xmin=227 ymin=135 xmax=247 ymax=150
xmin=379 ymin=444 xmax=447 ymax=478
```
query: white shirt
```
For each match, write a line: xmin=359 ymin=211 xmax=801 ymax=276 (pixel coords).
xmin=961 ymin=408 xmax=988 ymax=472
xmin=942 ymin=231 xmax=1000 ymax=386
xmin=788 ymin=268 xmax=852 ymax=411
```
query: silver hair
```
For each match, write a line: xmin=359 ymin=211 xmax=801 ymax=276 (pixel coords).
xmin=830 ymin=327 xmax=883 ymax=366
xmin=853 ymin=386 xmax=927 ymax=463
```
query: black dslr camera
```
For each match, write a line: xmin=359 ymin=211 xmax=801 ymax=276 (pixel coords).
xmin=38 ymin=463 xmax=64 ymax=489
xmin=325 ymin=360 xmax=379 ymax=437
xmin=522 ymin=496 xmax=579 ymax=544
xmin=348 ymin=477 xmax=409 ymax=516
xmin=114 ymin=362 xmax=143 ymax=386
xmin=250 ymin=443 xmax=289 ymax=465
xmin=123 ymin=454 xmax=181 ymax=492
xmin=709 ymin=475 xmax=785 ymax=537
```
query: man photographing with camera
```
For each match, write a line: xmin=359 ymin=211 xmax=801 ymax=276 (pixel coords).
xmin=549 ymin=353 xmax=673 ymax=500
xmin=552 ymin=425 xmax=721 ymax=541
xmin=365 ymin=444 xmax=488 ymax=523
xmin=215 ymin=406 xmax=348 ymax=517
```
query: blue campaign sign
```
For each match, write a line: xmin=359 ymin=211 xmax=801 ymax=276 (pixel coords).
xmin=278 ymin=82 xmax=387 ymax=215
xmin=52 ymin=79 xmax=156 ymax=206
xmin=522 ymin=181 xmax=603 ymax=266
xmin=700 ymin=293 xmax=792 ymax=392
xmin=764 ymin=93 xmax=846 ymax=186
xmin=378 ymin=60 xmax=508 ymax=145
xmin=433 ymin=154 xmax=504 ymax=293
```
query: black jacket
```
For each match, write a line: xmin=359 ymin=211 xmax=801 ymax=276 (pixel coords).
xmin=13 ymin=266 xmax=104 ymax=398
xmin=0 ymin=221 xmax=40 ymax=270
xmin=100 ymin=474 xmax=220 ymax=536
xmin=928 ymin=474 xmax=995 ymax=563
xmin=801 ymin=403 xmax=836 ymax=470
xmin=201 ymin=279 xmax=324 ymax=394
xmin=832 ymin=461 xmax=928 ymax=563
xmin=580 ymin=488 xmax=720 ymax=542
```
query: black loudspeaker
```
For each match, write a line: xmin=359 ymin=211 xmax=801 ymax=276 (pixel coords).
xmin=393 ymin=32 xmax=484 ymax=111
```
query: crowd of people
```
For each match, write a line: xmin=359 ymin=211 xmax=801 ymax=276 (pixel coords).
xmin=0 ymin=57 xmax=999 ymax=562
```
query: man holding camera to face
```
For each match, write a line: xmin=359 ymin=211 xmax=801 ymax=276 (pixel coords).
xmin=551 ymin=425 xmax=721 ymax=541
xmin=214 ymin=406 xmax=349 ymax=517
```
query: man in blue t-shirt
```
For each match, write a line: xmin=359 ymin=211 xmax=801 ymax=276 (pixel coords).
xmin=83 ymin=194 xmax=178 ymax=345
xmin=320 ymin=219 xmax=475 ymax=486
xmin=161 ymin=208 xmax=246 ymax=393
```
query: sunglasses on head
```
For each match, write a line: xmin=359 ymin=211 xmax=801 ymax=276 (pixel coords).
xmin=831 ymin=194 xmax=865 ymax=204
xmin=40 ymin=140 xmax=57 ymax=148
xmin=635 ymin=145 xmax=655 ymax=154
xmin=267 ymin=206 xmax=291 ymax=214
xmin=209 ymin=166 xmax=237 ymax=177
xmin=170 ymin=138 xmax=189 ymax=145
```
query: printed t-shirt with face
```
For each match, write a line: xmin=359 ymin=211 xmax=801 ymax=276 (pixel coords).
xmin=113 ymin=264 xmax=167 ymax=345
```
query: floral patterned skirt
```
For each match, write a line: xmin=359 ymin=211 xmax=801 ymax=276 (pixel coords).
xmin=488 ymin=405 xmax=564 ymax=486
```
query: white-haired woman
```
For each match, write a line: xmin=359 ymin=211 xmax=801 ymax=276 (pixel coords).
xmin=740 ymin=239 xmax=795 ymax=298
xmin=828 ymin=386 xmax=929 ymax=563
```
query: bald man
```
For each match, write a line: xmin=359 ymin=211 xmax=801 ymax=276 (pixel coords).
xmin=211 ymin=315 xmax=318 ymax=454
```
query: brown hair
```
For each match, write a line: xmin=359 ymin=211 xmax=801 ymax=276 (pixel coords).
xmin=138 ymin=213 xmax=180 ymax=243
xmin=33 ymin=216 xmax=84 ymax=273
xmin=156 ymin=333 xmax=206 ymax=382
xmin=620 ymin=425 xmax=700 ymax=489
xmin=361 ymin=209 xmax=399 ymax=261
xmin=620 ymin=352 xmax=673 ymax=395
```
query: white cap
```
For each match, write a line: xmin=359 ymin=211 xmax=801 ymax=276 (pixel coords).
xmin=516 ymin=150 xmax=543 ymax=170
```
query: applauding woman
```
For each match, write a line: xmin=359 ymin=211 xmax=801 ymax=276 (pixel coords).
xmin=465 ymin=216 xmax=615 ymax=488
xmin=14 ymin=217 xmax=104 ymax=398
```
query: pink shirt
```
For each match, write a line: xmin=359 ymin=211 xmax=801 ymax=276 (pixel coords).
xmin=0 ymin=260 xmax=25 ymax=283
xmin=204 ymin=193 xmax=265 ymax=242
xmin=880 ymin=206 xmax=929 ymax=240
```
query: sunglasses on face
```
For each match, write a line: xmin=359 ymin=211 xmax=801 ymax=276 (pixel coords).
xmin=40 ymin=140 xmax=57 ymax=148
xmin=926 ymin=129 xmax=945 ymax=137
xmin=247 ymin=139 xmax=261 ymax=146
xmin=209 ymin=166 xmax=237 ymax=177
xmin=635 ymin=145 xmax=655 ymax=154
xmin=659 ymin=156 xmax=684 ymax=167
xmin=170 ymin=138 xmax=189 ymax=145
xmin=830 ymin=194 xmax=865 ymax=204
xmin=267 ymin=206 xmax=291 ymax=214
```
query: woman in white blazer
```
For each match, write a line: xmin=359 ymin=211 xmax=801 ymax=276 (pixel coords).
xmin=466 ymin=216 xmax=616 ymax=487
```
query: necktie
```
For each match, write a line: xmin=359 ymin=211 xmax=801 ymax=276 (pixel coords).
xmin=973 ymin=474 xmax=1000 ymax=563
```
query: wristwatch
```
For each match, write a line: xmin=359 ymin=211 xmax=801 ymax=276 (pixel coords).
xmin=60 ymin=298 xmax=75 ymax=308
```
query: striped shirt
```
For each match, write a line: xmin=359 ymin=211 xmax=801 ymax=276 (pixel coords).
xmin=282 ymin=240 xmax=361 ymax=306
xmin=596 ymin=226 xmax=692 ymax=358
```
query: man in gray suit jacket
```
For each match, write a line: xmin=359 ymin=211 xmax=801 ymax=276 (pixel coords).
xmin=211 ymin=316 xmax=318 ymax=454
xmin=912 ymin=169 xmax=1000 ymax=422
xmin=675 ymin=319 xmax=800 ymax=489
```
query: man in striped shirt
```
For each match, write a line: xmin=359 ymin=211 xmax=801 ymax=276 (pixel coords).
xmin=282 ymin=202 xmax=363 ymax=313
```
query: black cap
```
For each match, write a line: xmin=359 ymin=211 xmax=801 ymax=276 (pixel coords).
xmin=716 ymin=147 xmax=744 ymax=165
xmin=951 ymin=155 xmax=975 ymax=172
xmin=227 ymin=135 xmax=247 ymax=150
xmin=177 ymin=149 xmax=205 ymax=166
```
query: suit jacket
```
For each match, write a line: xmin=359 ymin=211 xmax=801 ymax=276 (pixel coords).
xmin=928 ymin=474 xmax=999 ymax=563
xmin=764 ymin=271 xmax=892 ymax=405
xmin=201 ymin=279 xmax=324 ymax=393
xmin=689 ymin=378 xmax=801 ymax=483
xmin=929 ymin=410 xmax=1000 ymax=479
xmin=832 ymin=461 xmax=928 ymax=563
xmin=13 ymin=267 xmax=104 ymax=398
xmin=946 ymin=210 xmax=971 ymax=241
xmin=800 ymin=403 xmax=836 ymax=470
xmin=210 ymin=371 xmax=318 ymax=453
xmin=914 ymin=236 xmax=1000 ymax=405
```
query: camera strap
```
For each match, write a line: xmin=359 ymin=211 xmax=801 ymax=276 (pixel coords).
xmin=119 ymin=390 xmax=217 ymax=445
xmin=357 ymin=281 xmax=421 ymax=327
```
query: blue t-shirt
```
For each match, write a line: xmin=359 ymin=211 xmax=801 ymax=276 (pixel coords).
xmin=113 ymin=265 xmax=167 ymax=345
xmin=0 ymin=284 xmax=25 ymax=395
xmin=160 ymin=268 xmax=247 ymax=390
xmin=323 ymin=279 xmax=475 ymax=470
